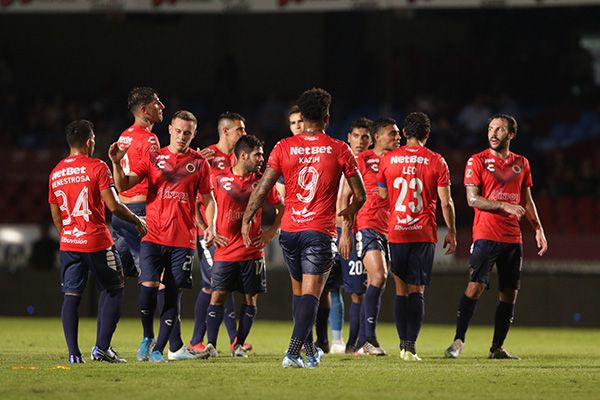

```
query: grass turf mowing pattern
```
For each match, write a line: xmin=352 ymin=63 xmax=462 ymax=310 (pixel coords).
xmin=1 ymin=318 xmax=599 ymax=400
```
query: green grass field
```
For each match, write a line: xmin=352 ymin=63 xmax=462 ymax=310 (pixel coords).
xmin=1 ymin=317 xmax=599 ymax=400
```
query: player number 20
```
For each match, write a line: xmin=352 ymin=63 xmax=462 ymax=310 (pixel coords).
xmin=55 ymin=187 xmax=92 ymax=225
xmin=392 ymin=177 xmax=424 ymax=213
xmin=348 ymin=260 xmax=364 ymax=276
xmin=296 ymin=166 xmax=319 ymax=203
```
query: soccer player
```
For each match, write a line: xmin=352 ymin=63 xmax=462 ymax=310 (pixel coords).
xmin=112 ymin=86 xmax=163 ymax=278
xmin=242 ymin=88 xmax=366 ymax=368
xmin=109 ymin=110 xmax=216 ymax=363
xmin=377 ymin=112 xmax=457 ymax=360
xmin=338 ymin=118 xmax=373 ymax=354
xmin=444 ymin=114 xmax=548 ymax=360
xmin=189 ymin=112 xmax=247 ymax=354
xmin=275 ymin=105 xmax=304 ymax=198
xmin=199 ymin=135 xmax=284 ymax=358
xmin=49 ymin=120 xmax=147 ymax=364
xmin=351 ymin=118 xmax=401 ymax=356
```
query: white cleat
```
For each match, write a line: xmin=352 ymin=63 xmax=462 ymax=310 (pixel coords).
xmin=402 ymin=351 xmax=422 ymax=361
xmin=196 ymin=343 xmax=219 ymax=359
xmin=282 ymin=353 xmax=305 ymax=368
xmin=231 ymin=344 xmax=248 ymax=358
xmin=329 ymin=340 xmax=346 ymax=354
xmin=444 ymin=339 xmax=464 ymax=359
xmin=168 ymin=345 xmax=201 ymax=361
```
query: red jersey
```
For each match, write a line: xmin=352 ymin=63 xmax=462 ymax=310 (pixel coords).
xmin=356 ymin=150 xmax=389 ymax=235
xmin=212 ymin=168 xmax=281 ymax=262
xmin=48 ymin=155 xmax=115 ymax=252
xmin=465 ymin=149 xmax=532 ymax=244
xmin=133 ymin=147 xmax=213 ymax=249
xmin=197 ymin=144 xmax=237 ymax=235
xmin=267 ymin=132 xmax=359 ymax=237
xmin=117 ymin=125 xmax=160 ymax=199
xmin=377 ymin=145 xmax=450 ymax=243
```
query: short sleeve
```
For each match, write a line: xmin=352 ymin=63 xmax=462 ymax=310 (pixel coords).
xmin=197 ymin=159 xmax=214 ymax=195
xmin=96 ymin=161 xmax=115 ymax=191
xmin=131 ymin=152 xmax=149 ymax=180
xmin=48 ymin=175 xmax=57 ymax=204
xmin=464 ymin=156 xmax=482 ymax=187
xmin=437 ymin=156 xmax=451 ymax=187
xmin=267 ymin=186 xmax=281 ymax=206
xmin=266 ymin=141 xmax=283 ymax=173
xmin=523 ymin=158 xmax=533 ymax=188
xmin=376 ymin=155 xmax=388 ymax=188
xmin=340 ymin=143 xmax=359 ymax=178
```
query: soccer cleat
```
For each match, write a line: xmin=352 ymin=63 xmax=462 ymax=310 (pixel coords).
xmin=68 ymin=354 xmax=86 ymax=364
xmin=345 ymin=343 xmax=356 ymax=354
xmin=488 ymin=347 xmax=521 ymax=360
xmin=362 ymin=340 xmax=387 ymax=356
xmin=242 ymin=343 xmax=253 ymax=352
xmin=282 ymin=353 xmax=305 ymax=368
xmin=91 ymin=346 xmax=127 ymax=363
xmin=197 ymin=343 xmax=218 ymax=359
xmin=306 ymin=346 xmax=325 ymax=368
xmin=400 ymin=348 xmax=406 ymax=359
xmin=231 ymin=344 xmax=248 ymax=358
xmin=137 ymin=337 xmax=155 ymax=362
xmin=149 ymin=350 xmax=167 ymax=363
xmin=188 ymin=341 xmax=206 ymax=353
xmin=402 ymin=350 xmax=422 ymax=361
xmin=316 ymin=340 xmax=330 ymax=354
xmin=444 ymin=339 xmax=464 ymax=359
xmin=168 ymin=345 xmax=201 ymax=361
xmin=330 ymin=340 xmax=346 ymax=354
xmin=230 ymin=337 xmax=253 ymax=352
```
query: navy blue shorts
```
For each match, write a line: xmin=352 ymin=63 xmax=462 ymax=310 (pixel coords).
xmin=211 ymin=258 xmax=267 ymax=294
xmin=337 ymin=228 xmax=366 ymax=294
xmin=389 ymin=242 xmax=435 ymax=286
xmin=469 ymin=240 xmax=522 ymax=290
xmin=326 ymin=258 xmax=343 ymax=291
xmin=356 ymin=228 xmax=389 ymax=262
xmin=196 ymin=234 xmax=215 ymax=290
xmin=60 ymin=247 xmax=124 ymax=294
xmin=139 ymin=241 xmax=194 ymax=289
xmin=279 ymin=230 xmax=336 ymax=282
xmin=112 ymin=202 xmax=145 ymax=277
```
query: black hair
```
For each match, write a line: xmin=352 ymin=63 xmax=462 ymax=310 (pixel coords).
xmin=296 ymin=88 xmax=332 ymax=123
xmin=371 ymin=117 xmax=397 ymax=139
xmin=127 ymin=87 xmax=158 ymax=113
xmin=489 ymin=113 xmax=518 ymax=135
xmin=288 ymin=105 xmax=301 ymax=117
xmin=350 ymin=117 xmax=373 ymax=132
xmin=66 ymin=120 xmax=94 ymax=148
xmin=218 ymin=111 xmax=246 ymax=125
xmin=403 ymin=112 xmax=431 ymax=140
xmin=234 ymin=134 xmax=264 ymax=158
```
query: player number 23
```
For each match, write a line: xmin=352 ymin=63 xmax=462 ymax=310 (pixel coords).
xmin=392 ymin=177 xmax=424 ymax=213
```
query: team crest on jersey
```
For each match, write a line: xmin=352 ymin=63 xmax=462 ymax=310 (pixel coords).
xmin=466 ymin=169 xmax=473 ymax=178
xmin=149 ymin=145 xmax=159 ymax=152
xmin=512 ymin=165 xmax=522 ymax=174
xmin=185 ymin=163 xmax=196 ymax=173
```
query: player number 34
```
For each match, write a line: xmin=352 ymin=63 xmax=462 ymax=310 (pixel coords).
xmin=55 ymin=187 xmax=92 ymax=225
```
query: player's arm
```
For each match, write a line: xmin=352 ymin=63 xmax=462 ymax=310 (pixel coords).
xmin=49 ymin=203 xmax=63 ymax=234
xmin=437 ymin=185 xmax=457 ymax=254
xmin=337 ymin=174 xmax=366 ymax=259
xmin=275 ymin=182 xmax=286 ymax=198
xmin=521 ymin=186 xmax=548 ymax=256
xmin=255 ymin=199 xmax=285 ymax=247
xmin=195 ymin=199 xmax=208 ymax=232
xmin=201 ymin=192 xmax=222 ymax=248
xmin=466 ymin=185 xmax=525 ymax=219
xmin=108 ymin=142 xmax=142 ymax=192
xmin=101 ymin=187 xmax=148 ymax=236
xmin=242 ymin=167 xmax=280 ymax=247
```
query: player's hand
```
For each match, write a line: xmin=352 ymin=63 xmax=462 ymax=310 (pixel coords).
xmin=214 ymin=233 xmax=230 ymax=248
xmin=199 ymin=147 xmax=216 ymax=161
xmin=253 ymin=227 xmax=277 ymax=248
xmin=501 ymin=203 xmax=526 ymax=220
xmin=134 ymin=217 xmax=148 ymax=237
xmin=108 ymin=142 xmax=129 ymax=163
xmin=241 ymin=221 xmax=252 ymax=247
xmin=203 ymin=226 xmax=216 ymax=248
xmin=338 ymin=229 xmax=352 ymax=260
xmin=337 ymin=206 xmax=355 ymax=226
xmin=535 ymin=228 xmax=548 ymax=256
xmin=443 ymin=231 xmax=457 ymax=255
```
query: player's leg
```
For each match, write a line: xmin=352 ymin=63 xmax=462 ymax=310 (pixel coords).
xmin=111 ymin=202 xmax=145 ymax=277
xmin=189 ymin=234 xmax=213 ymax=351
xmin=362 ymin=253 xmax=387 ymax=354
xmin=329 ymin=287 xmax=345 ymax=353
xmin=89 ymin=248 xmax=127 ymax=363
xmin=137 ymin=242 xmax=162 ymax=361
xmin=489 ymin=243 xmax=522 ymax=360
xmin=59 ymin=251 xmax=86 ymax=363
xmin=224 ymin=293 xmax=238 ymax=347
xmin=315 ymin=289 xmax=331 ymax=353
xmin=341 ymin=244 xmax=365 ymax=353
xmin=234 ymin=258 xmax=266 ymax=357
xmin=445 ymin=240 xmax=498 ymax=358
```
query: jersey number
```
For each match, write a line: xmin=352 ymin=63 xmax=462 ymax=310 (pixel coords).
xmin=121 ymin=154 xmax=130 ymax=175
xmin=348 ymin=260 xmax=364 ymax=276
xmin=393 ymin=177 xmax=424 ymax=213
xmin=296 ymin=166 xmax=319 ymax=203
xmin=55 ymin=187 xmax=92 ymax=225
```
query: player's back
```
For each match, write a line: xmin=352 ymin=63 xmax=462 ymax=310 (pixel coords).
xmin=117 ymin=125 xmax=160 ymax=199
xmin=48 ymin=155 xmax=114 ymax=252
xmin=378 ymin=145 xmax=450 ymax=243
xmin=356 ymin=149 xmax=389 ymax=234
xmin=267 ymin=132 xmax=358 ymax=236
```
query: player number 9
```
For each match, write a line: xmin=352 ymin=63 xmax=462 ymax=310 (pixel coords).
xmin=296 ymin=166 xmax=319 ymax=203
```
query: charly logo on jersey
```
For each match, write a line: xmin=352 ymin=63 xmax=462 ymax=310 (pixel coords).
xmin=302 ymin=135 xmax=319 ymax=141
xmin=185 ymin=163 xmax=196 ymax=173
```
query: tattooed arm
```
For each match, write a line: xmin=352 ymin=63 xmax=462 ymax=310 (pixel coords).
xmin=242 ymin=167 xmax=281 ymax=246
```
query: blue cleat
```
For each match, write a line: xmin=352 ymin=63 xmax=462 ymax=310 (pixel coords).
xmin=68 ymin=354 xmax=86 ymax=364
xmin=150 ymin=350 xmax=167 ymax=363
xmin=282 ymin=353 xmax=305 ymax=368
xmin=137 ymin=337 xmax=155 ymax=362
xmin=91 ymin=346 xmax=127 ymax=363
xmin=306 ymin=347 xmax=324 ymax=368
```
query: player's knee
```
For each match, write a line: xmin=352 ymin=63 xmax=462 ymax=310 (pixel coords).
xmin=244 ymin=294 xmax=258 ymax=306
xmin=351 ymin=293 xmax=363 ymax=303
xmin=499 ymin=289 xmax=518 ymax=304
xmin=210 ymin=291 xmax=227 ymax=306
xmin=141 ymin=281 xmax=160 ymax=288
xmin=465 ymin=283 xmax=485 ymax=299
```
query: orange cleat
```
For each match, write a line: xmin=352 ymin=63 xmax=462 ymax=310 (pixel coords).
xmin=188 ymin=341 xmax=206 ymax=353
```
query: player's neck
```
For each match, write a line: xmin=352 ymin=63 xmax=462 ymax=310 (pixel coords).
xmin=372 ymin=145 xmax=389 ymax=157
xmin=167 ymin=144 xmax=188 ymax=155
xmin=232 ymin=163 xmax=250 ymax=178
xmin=490 ymin=147 xmax=510 ymax=159
xmin=134 ymin=116 xmax=153 ymax=130
xmin=406 ymin=138 xmax=425 ymax=147
xmin=215 ymin=140 xmax=234 ymax=155
xmin=70 ymin=148 xmax=89 ymax=157
xmin=303 ymin=122 xmax=325 ymax=135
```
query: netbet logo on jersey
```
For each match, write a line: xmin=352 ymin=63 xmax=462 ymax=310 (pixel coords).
xmin=51 ymin=167 xmax=91 ymax=189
